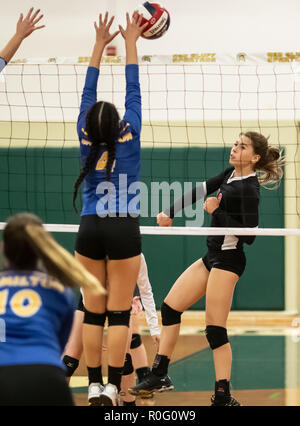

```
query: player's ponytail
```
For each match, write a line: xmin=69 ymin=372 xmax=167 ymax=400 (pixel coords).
xmin=243 ymin=131 xmax=284 ymax=189
xmin=73 ymin=101 xmax=120 ymax=212
xmin=73 ymin=142 xmax=101 ymax=212
xmin=3 ymin=212 xmax=105 ymax=294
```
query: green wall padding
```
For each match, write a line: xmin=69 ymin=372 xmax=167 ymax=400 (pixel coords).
xmin=0 ymin=147 xmax=284 ymax=310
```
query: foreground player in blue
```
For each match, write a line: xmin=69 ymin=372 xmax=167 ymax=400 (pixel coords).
xmin=0 ymin=213 xmax=104 ymax=406
xmin=73 ymin=12 xmax=147 ymax=406
xmin=0 ymin=8 xmax=44 ymax=73
xmin=129 ymin=132 xmax=283 ymax=406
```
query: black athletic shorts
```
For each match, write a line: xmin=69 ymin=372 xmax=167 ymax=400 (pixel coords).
xmin=75 ymin=214 xmax=141 ymax=260
xmin=202 ymin=249 xmax=246 ymax=278
xmin=0 ymin=364 xmax=74 ymax=406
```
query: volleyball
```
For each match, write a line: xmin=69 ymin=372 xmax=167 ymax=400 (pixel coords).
xmin=137 ymin=2 xmax=170 ymax=39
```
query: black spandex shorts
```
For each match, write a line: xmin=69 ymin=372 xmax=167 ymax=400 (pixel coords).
xmin=0 ymin=364 xmax=74 ymax=406
xmin=75 ymin=215 xmax=141 ymax=260
xmin=202 ymin=249 xmax=246 ymax=278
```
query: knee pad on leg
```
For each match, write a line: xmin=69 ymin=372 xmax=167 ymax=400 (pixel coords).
xmin=107 ymin=309 xmax=131 ymax=327
xmin=161 ymin=302 xmax=182 ymax=326
xmin=83 ymin=309 xmax=106 ymax=326
xmin=62 ymin=355 xmax=79 ymax=378
xmin=122 ymin=353 xmax=134 ymax=376
xmin=130 ymin=333 xmax=142 ymax=349
xmin=205 ymin=325 xmax=229 ymax=350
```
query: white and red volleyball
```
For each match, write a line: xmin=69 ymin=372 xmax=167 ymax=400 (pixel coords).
xmin=137 ymin=2 xmax=170 ymax=39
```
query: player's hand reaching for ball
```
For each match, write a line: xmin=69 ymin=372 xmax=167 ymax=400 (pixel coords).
xmin=119 ymin=12 xmax=148 ymax=42
xmin=94 ymin=12 xmax=120 ymax=46
xmin=16 ymin=8 xmax=45 ymax=40
xmin=157 ymin=212 xmax=173 ymax=227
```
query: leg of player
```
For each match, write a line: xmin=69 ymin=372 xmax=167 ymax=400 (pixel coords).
xmin=120 ymin=315 xmax=136 ymax=406
xmin=130 ymin=314 xmax=151 ymax=383
xmin=129 ymin=258 xmax=209 ymax=397
xmin=62 ymin=309 xmax=84 ymax=383
xmin=158 ymin=258 xmax=209 ymax=357
xmin=75 ymin=252 xmax=107 ymax=406
xmin=205 ymin=268 xmax=240 ymax=406
xmin=100 ymin=255 xmax=140 ymax=406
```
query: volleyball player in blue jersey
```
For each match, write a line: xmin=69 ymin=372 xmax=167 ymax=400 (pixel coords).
xmin=0 ymin=213 xmax=104 ymax=406
xmin=129 ymin=132 xmax=283 ymax=406
xmin=0 ymin=8 xmax=44 ymax=73
xmin=73 ymin=12 xmax=147 ymax=406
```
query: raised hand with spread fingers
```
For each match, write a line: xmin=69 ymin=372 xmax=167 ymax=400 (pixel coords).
xmin=119 ymin=12 xmax=148 ymax=65
xmin=0 ymin=8 xmax=45 ymax=71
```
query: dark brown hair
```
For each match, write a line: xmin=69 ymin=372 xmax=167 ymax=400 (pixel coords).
xmin=73 ymin=101 xmax=120 ymax=212
xmin=242 ymin=131 xmax=284 ymax=188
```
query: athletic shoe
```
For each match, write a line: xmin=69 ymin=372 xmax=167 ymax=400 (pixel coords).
xmin=137 ymin=371 xmax=154 ymax=399
xmin=128 ymin=372 xmax=174 ymax=397
xmin=140 ymin=392 xmax=155 ymax=400
xmin=210 ymin=395 xmax=241 ymax=406
xmin=88 ymin=382 xmax=104 ymax=406
xmin=99 ymin=383 xmax=120 ymax=406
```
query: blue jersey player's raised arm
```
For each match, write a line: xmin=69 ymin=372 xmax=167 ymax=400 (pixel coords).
xmin=74 ymin=12 xmax=147 ymax=217
xmin=0 ymin=8 xmax=45 ymax=73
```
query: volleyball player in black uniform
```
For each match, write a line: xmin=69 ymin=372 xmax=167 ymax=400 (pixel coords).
xmin=129 ymin=132 xmax=283 ymax=406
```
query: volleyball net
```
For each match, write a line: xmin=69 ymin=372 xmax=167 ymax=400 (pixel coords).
xmin=0 ymin=54 xmax=300 ymax=312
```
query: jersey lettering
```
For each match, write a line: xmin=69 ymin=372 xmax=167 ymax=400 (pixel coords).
xmin=0 ymin=289 xmax=42 ymax=318
xmin=96 ymin=151 xmax=116 ymax=173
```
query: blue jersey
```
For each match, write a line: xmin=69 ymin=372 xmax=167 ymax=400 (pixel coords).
xmin=77 ymin=64 xmax=141 ymax=216
xmin=0 ymin=57 xmax=7 ymax=73
xmin=0 ymin=270 xmax=74 ymax=370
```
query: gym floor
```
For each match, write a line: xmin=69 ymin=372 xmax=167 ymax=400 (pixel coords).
xmin=70 ymin=312 xmax=300 ymax=406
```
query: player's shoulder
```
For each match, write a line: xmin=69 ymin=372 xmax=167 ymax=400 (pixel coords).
xmin=1 ymin=269 xmax=72 ymax=298
xmin=237 ymin=174 xmax=260 ymax=197
xmin=117 ymin=120 xmax=135 ymax=143
xmin=247 ymin=173 xmax=260 ymax=187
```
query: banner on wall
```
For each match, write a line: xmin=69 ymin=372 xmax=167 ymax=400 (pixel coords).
xmin=8 ymin=52 xmax=300 ymax=65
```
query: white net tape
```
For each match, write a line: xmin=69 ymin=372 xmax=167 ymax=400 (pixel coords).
xmin=0 ymin=222 xmax=299 ymax=236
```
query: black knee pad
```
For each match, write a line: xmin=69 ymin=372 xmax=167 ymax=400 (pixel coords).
xmin=107 ymin=309 xmax=131 ymax=327
xmin=122 ymin=353 xmax=134 ymax=376
xmin=130 ymin=333 xmax=142 ymax=349
xmin=161 ymin=302 xmax=182 ymax=326
xmin=83 ymin=309 xmax=106 ymax=326
xmin=205 ymin=325 xmax=229 ymax=350
xmin=62 ymin=355 xmax=79 ymax=378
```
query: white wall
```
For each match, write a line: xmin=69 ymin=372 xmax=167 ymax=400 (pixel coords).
xmin=0 ymin=0 xmax=299 ymax=58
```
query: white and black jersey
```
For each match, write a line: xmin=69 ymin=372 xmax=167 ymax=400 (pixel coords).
xmin=165 ymin=167 xmax=260 ymax=252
